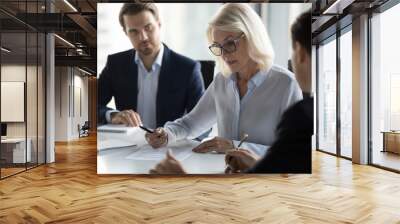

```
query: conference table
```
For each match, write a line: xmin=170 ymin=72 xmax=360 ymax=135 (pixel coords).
xmin=97 ymin=125 xmax=226 ymax=174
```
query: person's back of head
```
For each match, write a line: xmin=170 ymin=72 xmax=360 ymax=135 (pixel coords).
xmin=290 ymin=11 xmax=312 ymax=94
xmin=291 ymin=11 xmax=311 ymax=56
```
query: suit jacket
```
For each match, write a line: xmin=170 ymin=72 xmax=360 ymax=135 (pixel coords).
xmin=247 ymin=97 xmax=313 ymax=173
xmin=98 ymin=44 xmax=205 ymax=127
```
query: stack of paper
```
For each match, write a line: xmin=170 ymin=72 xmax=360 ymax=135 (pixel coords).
xmin=97 ymin=125 xmax=145 ymax=150
xmin=97 ymin=124 xmax=136 ymax=135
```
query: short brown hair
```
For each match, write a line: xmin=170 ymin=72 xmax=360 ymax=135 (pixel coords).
xmin=291 ymin=11 xmax=311 ymax=56
xmin=119 ymin=3 xmax=160 ymax=31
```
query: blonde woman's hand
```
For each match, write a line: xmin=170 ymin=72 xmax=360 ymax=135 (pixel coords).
xmin=192 ymin=137 xmax=234 ymax=153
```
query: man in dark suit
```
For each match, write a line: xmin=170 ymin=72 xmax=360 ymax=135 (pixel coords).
xmin=98 ymin=3 xmax=204 ymax=129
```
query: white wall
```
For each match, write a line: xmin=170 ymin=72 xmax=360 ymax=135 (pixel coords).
xmin=1 ymin=64 xmax=46 ymax=163
xmin=55 ymin=67 xmax=68 ymax=141
xmin=1 ymin=65 xmax=26 ymax=142
xmin=55 ymin=67 xmax=89 ymax=141
xmin=262 ymin=3 xmax=311 ymax=68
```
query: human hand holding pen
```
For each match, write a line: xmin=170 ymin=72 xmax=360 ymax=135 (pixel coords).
xmin=224 ymin=134 xmax=247 ymax=172
xmin=145 ymin=127 xmax=168 ymax=149
xmin=224 ymin=134 xmax=259 ymax=173
xmin=225 ymin=149 xmax=259 ymax=173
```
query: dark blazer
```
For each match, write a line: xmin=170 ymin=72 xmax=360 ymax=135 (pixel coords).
xmin=247 ymin=97 xmax=313 ymax=173
xmin=98 ymin=44 xmax=205 ymax=127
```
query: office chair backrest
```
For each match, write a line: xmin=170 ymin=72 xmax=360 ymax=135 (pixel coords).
xmin=82 ymin=121 xmax=90 ymax=130
xmin=199 ymin=60 xmax=215 ymax=89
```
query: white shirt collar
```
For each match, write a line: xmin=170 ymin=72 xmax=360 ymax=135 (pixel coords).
xmin=229 ymin=69 xmax=268 ymax=88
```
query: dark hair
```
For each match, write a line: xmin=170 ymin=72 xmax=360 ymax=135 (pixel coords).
xmin=291 ymin=11 xmax=311 ymax=55
xmin=119 ymin=3 xmax=160 ymax=31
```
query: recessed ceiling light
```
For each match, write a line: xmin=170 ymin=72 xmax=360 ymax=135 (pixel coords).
xmin=54 ymin=34 xmax=75 ymax=48
xmin=323 ymin=0 xmax=354 ymax=15
xmin=1 ymin=47 xmax=11 ymax=53
xmin=63 ymin=0 xmax=78 ymax=12
xmin=78 ymin=67 xmax=92 ymax=76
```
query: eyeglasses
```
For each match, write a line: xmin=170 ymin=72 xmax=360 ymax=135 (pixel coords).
xmin=209 ymin=33 xmax=244 ymax=56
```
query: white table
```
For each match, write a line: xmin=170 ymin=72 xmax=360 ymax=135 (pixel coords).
xmin=1 ymin=138 xmax=31 ymax=163
xmin=97 ymin=127 xmax=226 ymax=174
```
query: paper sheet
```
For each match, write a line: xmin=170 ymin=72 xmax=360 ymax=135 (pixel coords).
xmin=97 ymin=125 xmax=147 ymax=150
xmin=98 ymin=139 xmax=136 ymax=151
xmin=125 ymin=141 xmax=197 ymax=161
xmin=97 ymin=124 xmax=137 ymax=134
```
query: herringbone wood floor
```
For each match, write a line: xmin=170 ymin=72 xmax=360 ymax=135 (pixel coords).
xmin=1 ymin=134 xmax=400 ymax=223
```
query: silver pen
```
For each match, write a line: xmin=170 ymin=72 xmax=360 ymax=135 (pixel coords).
xmin=236 ymin=133 xmax=248 ymax=149
xmin=225 ymin=133 xmax=249 ymax=173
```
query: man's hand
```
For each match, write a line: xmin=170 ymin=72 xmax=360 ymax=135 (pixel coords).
xmin=225 ymin=149 xmax=259 ymax=173
xmin=110 ymin=110 xmax=142 ymax=127
xmin=150 ymin=149 xmax=186 ymax=174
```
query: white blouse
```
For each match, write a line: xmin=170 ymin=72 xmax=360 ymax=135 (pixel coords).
xmin=164 ymin=65 xmax=303 ymax=155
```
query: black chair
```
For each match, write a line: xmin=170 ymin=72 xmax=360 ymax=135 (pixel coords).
xmin=78 ymin=121 xmax=90 ymax=138
xmin=193 ymin=60 xmax=216 ymax=141
xmin=199 ymin=60 xmax=215 ymax=89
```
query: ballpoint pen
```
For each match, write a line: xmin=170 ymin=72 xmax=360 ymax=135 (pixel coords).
xmin=139 ymin=125 xmax=154 ymax=134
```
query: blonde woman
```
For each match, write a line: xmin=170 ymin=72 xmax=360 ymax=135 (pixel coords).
xmin=146 ymin=3 xmax=302 ymax=173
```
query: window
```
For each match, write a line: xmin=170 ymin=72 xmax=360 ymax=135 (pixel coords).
xmin=339 ymin=29 xmax=352 ymax=158
xmin=317 ymin=37 xmax=337 ymax=154
xmin=370 ymin=2 xmax=400 ymax=171
xmin=0 ymin=1 xmax=47 ymax=179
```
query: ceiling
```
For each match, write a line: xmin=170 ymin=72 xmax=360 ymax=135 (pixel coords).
xmin=0 ymin=0 xmax=395 ymax=74
xmin=0 ymin=0 xmax=97 ymax=75
xmin=311 ymin=0 xmax=391 ymax=43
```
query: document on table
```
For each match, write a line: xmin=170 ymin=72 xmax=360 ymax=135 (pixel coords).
xmin=98 ymin=124 xmax=136 ymax=134
xmin=97 ymin=125 xmax=146 ymax=151
xmin=125 ymin=140 xmax=198 ymax=161
xmin=98 ymin=138 xmax=136 ymax=151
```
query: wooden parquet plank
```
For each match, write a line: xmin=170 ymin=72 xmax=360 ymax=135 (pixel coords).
xmin=1 ymin=134 xmax=400 ymax=223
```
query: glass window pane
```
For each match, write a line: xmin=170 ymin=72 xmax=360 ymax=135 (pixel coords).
xmin=318 ymin=38 xmax=337 ymax=154
xmin=27 ymin=31 xmax=38 ymax=169
xmin=340 ymin=29 xmax=352 ymax=158
xmin=38 ymin=32 xmax=45 ymax=165
xmin=371 ymin=3 xmax=400 ymax=171
xmin=1 ymin=31 xmax=28 ymax=177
